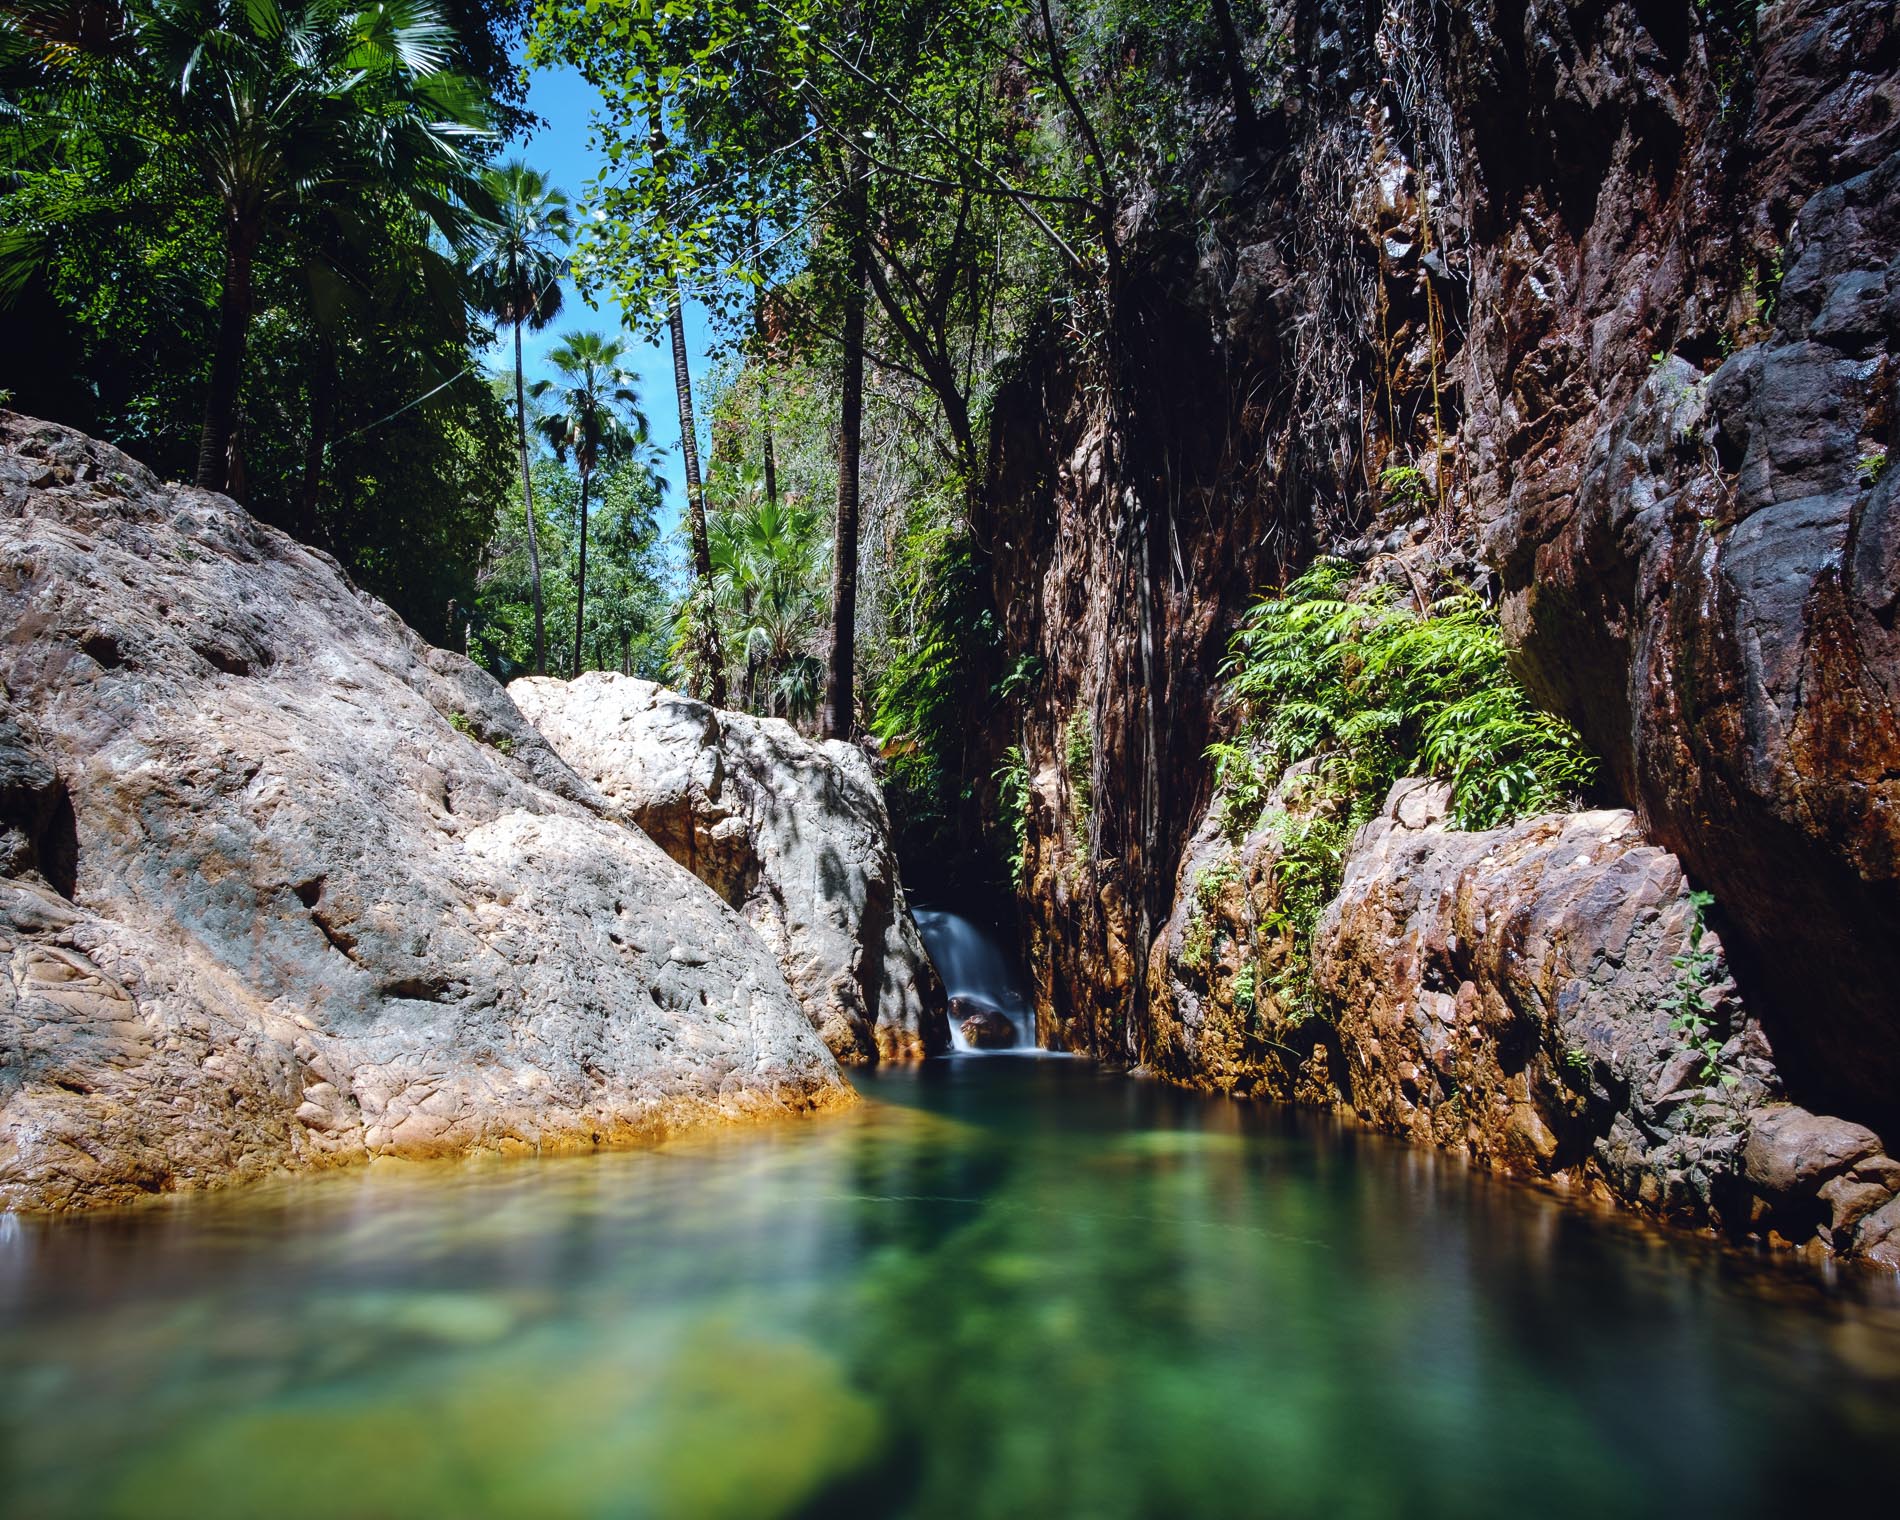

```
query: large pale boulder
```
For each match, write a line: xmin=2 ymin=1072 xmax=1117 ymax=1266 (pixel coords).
xmin=510 ymin=673 xmax=948 ymax=1064
xmin=0 ymin=413 xmax=848 ymax=1212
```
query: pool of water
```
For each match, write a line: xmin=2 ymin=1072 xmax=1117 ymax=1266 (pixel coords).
xmin=2 ymin=1057 xmax=1897 ymax=1517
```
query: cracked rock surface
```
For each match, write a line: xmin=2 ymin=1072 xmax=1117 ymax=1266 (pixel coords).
xmin=511 ymin=673 xmax=947 ymax=1064
xmin=0 ymin=413 xmax=849 ymax=1213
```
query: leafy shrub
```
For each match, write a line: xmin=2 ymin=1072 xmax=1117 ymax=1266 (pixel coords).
xmin=1667 ymin=889 xmax=1732 ymax=1086
xmin=1256 ymin=807 xmax=1350 ymax=1026
xmin=1198 ymin=559 xmax=1597 ymax=1024
xmin=1206 ymin=739 xmax=1273 ymax=841
xmin=1220 ymin=558 xmax=1594 ymax=832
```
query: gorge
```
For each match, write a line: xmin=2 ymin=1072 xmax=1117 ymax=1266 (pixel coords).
xmin=3 ymin=0 xmax=1900 ymax=1512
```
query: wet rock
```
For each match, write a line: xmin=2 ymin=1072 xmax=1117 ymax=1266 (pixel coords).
xmin=511 ymin=673 xmax=948 ymax=1065
xmin=955 ymin=1004 xmax=1018 ymax=1050
xmin=0 ymin=413 xmax=849 ymax=1213
xmin=1306 ymin=782 xmax=1899 ymax=1262
xmin=1150 ymin=765 xmax=1900 ymax=1265
xmin=979 ymin=0 xmax=1900 ymax=1153
xmin=1745 ymin=1107 xmax=1887 ymax=1199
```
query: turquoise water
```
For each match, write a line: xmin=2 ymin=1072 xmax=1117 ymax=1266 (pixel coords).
xmin=2 ymin=1057 xmax=1897 ymax=1517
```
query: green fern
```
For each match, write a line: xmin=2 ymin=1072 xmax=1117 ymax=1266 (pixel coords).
xmin=993 ymin=745 xmax=1030 ymax=890
xmin=1199 ymin=560 xmax=1599 ymax=1022
xmin=1219 ymin=562 xmax=1594 ymax=832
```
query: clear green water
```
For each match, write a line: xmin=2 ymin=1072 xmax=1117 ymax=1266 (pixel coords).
xmin=3 ymin=1057 xmax=1898 ymax=1518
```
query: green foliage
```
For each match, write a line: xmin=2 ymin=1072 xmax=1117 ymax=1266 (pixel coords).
xmin=704 ymin=485 xmax=831 ymax=721
xmin=1064 ymin=708 xmax=1094 ymax=848
xmin=1257 ymin=807 xmax=1349 ymax=1026
xmin=1377 ymin=464 xmax=1430 ymax=513
xmin=1667 ymin=889 xmax=1732 ymax=1087
xmin=1206 ymin=739 xmax=1272 ymax=841
xmin=871 ymin=501 xmax=1002 ymax=872
xmin=1221 ymin=559 xmax=1595 ymax=833
xmin=1204 ymin=558 xmax=1597 ymax=1024
xmin=1859 ymin=448 xmax=1890 ymax=488
xmin=1179 ymin=854 xmax=1239 ymax=975
xmin=993 ymin=744 xmax=1031 ymax=890
xmin=996 ymin=654 xmax=1045 ymax=704
xmin=1230 ymin=961 xmax=1256 ymax=1015
xmin=0 ymin=0 xmax=529 ymax=643
xmin=470 ymin=455 xmax=668 ymax=681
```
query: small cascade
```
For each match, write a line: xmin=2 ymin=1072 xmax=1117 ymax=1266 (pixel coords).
xmin=913 ymin=908 xmax=1042 ymax=1053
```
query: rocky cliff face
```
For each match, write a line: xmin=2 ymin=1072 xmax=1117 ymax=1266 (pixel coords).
xmin=982 ymin=0 xmax=1900 ymax=1143
xmin=1158 ymin=777 xmax=1900 ymax=1266
xmin=510 ymin=673 xmax=948 ymax=1064
xmin=0 ymin=414 xmax=851 ymax=1212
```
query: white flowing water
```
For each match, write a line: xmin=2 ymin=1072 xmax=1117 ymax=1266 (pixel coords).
xmin=912 ymin=907 xmax=1043 ymax=1052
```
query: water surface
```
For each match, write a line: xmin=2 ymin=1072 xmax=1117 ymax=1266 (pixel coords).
xmin=2 ymin=1058 xmax=1897 ymax=1517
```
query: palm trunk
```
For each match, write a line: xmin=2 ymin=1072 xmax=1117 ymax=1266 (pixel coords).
xmin=756 ymin=287 xmax=779 ymax=511
xmin=822 ymin=154 xmax=870 ymax=742
xmin=669 ymin=276 xmax=728 ymax=704
xmin=514 ymin=310 xmax=549 ymax=677
xmin=194 ymin=224 xmax=259 ymax=493
xmin=762 ymin=396 xmax=779 ymax=511
xmin=572 ymin=463 xmax=591 ymax=679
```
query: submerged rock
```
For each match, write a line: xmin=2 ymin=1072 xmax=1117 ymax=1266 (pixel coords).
xmin=510 ymin=673 xmax=948 ymax=1064
xmin=0 ymin=413 xmax=850 ymax=1212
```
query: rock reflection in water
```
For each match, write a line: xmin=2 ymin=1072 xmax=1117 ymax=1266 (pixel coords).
xmin=1 ymin=1059 xmax=1897 ymax=1518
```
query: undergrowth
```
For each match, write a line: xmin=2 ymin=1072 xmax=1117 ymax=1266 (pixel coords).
xmin=1218 ymin=558 xmax=1594 ymax=836
xmin=1064 ymin=708 xmax=1093 ymax=860
xmin=1200 ymin=558 xmax=1597 ymax=1025
xmin=1667 ymin=889 xmax=1733 ymax=1087
xmin=993 ymin=744 xmax=1030 ymax=891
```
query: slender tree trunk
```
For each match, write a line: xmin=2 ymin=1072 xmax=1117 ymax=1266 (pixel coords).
xmin=823 ymin=153 xmax=870 ymax=742
xmin=297 ymin=336 xmax=334 ymax=541
xmin=1210 ymin=0 xmax=1258 ymax=152
xmin=572 ymin=463 xmax=591 ymax=679
xmin=755 ymin=283 xmax=779 ymax=511
xmin=195 ymin=224 xmax=259 ymax=493
xmin=514 ymin=310 xmax=549 ymax=677
xmin=761 ymin=388 xmax=779 ymax=511
xmin=668 ymin=275 xmax=727 ymax=704
xmin=621 ymin=628 xmax=632 ymax=676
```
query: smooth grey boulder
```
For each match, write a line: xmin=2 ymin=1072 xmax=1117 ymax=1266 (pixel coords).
xmin=0 ymin=413 xmax=849 ymax=1212
xmin=510 ymin=673 xmax=948 ymax=1064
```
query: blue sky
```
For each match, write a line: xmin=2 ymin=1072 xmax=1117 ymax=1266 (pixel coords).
xmin=489 ymin=62 xmax=717 ymax=538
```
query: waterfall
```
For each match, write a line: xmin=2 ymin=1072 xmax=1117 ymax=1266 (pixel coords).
xmin=912 ymin=908 xmax=1041 ymax=1053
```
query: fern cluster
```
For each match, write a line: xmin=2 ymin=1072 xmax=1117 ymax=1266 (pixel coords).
xmin=1221 ymin=559 xmax=1594 ymax=833
xmin=1196 ymin=559 xmax=1596 ymax=1028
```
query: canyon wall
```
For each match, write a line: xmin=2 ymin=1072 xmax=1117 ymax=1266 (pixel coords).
xmin=982 ymin=0 xmax=1900 ymax=1137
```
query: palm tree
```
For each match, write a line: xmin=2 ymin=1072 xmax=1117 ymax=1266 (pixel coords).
xmin=666 ymin=268 xmax=729 ymax=705
xmin=533 ymin=332 xmax=647 ymax=679
xmin=6 ymin=0 xmax=491 ymax=494
xmin=708 ymin=480 xmax=829 ymax=719
xmin=467 ymin=160 xmax=570 ymax=677
xmin=645 ymin=121 xmax=728 ymax=705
